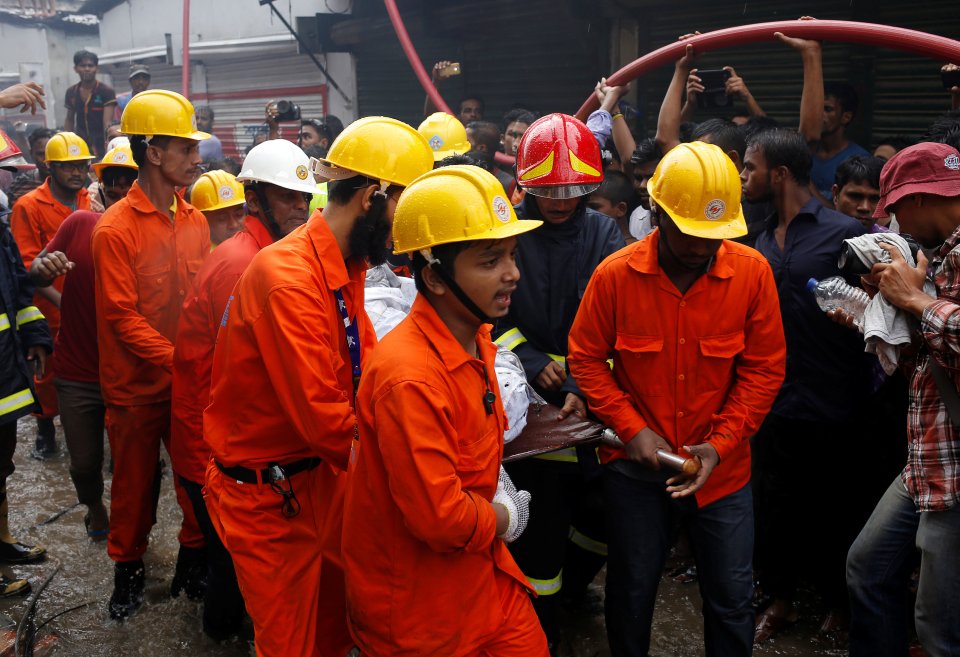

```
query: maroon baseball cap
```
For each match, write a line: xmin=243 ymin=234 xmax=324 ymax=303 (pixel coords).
xmin=874 ymin=142 xmax=960 ymax=219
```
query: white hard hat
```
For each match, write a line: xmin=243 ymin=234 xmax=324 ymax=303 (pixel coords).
xmin=237 ymin=139 xmax=319 ymax=195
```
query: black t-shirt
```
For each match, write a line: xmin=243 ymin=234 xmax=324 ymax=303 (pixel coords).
xmin=64 ymin=81 xmax=116 ymax=157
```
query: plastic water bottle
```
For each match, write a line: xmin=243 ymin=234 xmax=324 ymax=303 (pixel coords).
xmin=807 ymin=277 xmax=869 ymax=329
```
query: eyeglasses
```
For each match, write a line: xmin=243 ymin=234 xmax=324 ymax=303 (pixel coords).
xmin=53 ymin=162 xmax=90 ymax=173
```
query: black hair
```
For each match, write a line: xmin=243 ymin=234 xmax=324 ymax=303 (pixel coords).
xmin=28 ymin=128 xmax=57 ymax=148
xmin=739 ymin=115 xmax=780 ymax=141
xmin=194 ymin=104 xmax=214 ymax=120
xmin=466 ymin=121 xmax=500 ymax=153
xmin=327 ymin=175 xmax=378 ymax=205
xmin=220 ymin=156 xmax=241 ymax=176
xmin=73 ymin=50 xmax=98 ymax=66
xmin=834 ymin=155 xmax=884 ymax=190
xmin=502 ymin=109 xmax=536 ymax=130
xmin=874 ymin=135 xmax=914 ymax=154
xmin=692 ymin=118 xmax=746 ymax=163
xmin=923 ymin=110 xmax=960 ymax=152
xmin=464 ymin=149 xmax=493 ymax=172
xmin=679 ymin=121 xmax=698 ymax=143
xmin=324 ymin=115 xmax=345 ymax=141
xmin=460 ymin=96 xmax=485 ymax=114
xmin=301 ymin=118 xmax=333 ymax=144
xmin=437 ymin=153 xmax=481 ymax=168
xmin=411 ymin=240 xmax=479 ymax=295
xmin=130 ymin=134 xmax=171 ymax=168
xmin=630 ymin=137 xmax=661 ymax=166
xmin=593 ymin=170 xmax=635 ymax=211
xmin=747 ymin=129 xmax=812 ymax=185
xmin=101 ymin=166 xmax=138 ymax=187
xmin=824 ymin=82 xmax=859 ymax=117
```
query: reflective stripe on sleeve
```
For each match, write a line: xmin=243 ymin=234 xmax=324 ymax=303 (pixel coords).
xmin=568 ymin=526 xmax=608 ymax=557
xmin=15 ymin=306 xmax=44 ymax=327
xmin=527 ymin=569 xmax=562 ymax=596
xmin=494 ymin=327 xmax=527 ymax=352
xmin=533 ymin=447 xmax=579 ymax=463
xmin=0 ymin=314 xmax=9 ymax=332
xmin=0 ymin=388 xmax=35 ymax=419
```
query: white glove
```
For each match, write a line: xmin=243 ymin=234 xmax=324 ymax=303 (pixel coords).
xmin=493 ymin=466 xmax=531 ymax=543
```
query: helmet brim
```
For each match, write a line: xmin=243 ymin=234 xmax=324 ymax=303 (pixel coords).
xmin=522 ymin=183 xmax=599 ymax=199
xmin=237 ymin=173 xmax=319 ymax=196
xmin=393 ymin=218 xmax=543 ymax=255
xmin=664 ymin=207 xmax=749 ymax=240
xmin=92 ymin=162 xmax=138 ymax=178
xmin=0 ymin=155 xmax=36 ymax=172
xmin=430 ymin=145 xmax=471 ymax=162
xmin=310 ymin=157 xmax=362 ymax=183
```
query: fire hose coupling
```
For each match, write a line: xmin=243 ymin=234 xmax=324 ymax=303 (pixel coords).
xmin=599 ymin=429 xmax=702 ymax=475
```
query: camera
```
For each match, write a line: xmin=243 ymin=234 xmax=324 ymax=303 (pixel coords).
xmin=838 ymin=234 xmax=923 ymax=276
xmin=275 ymin=100 xmax=301 ymax=122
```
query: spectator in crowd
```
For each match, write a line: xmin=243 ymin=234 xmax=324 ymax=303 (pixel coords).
xmin=810 ymin=82 xmax=870 ymax=201
xmin=299 ymin=118 xmax=332 ymax=152
xmin=114 ymin=65 xmax=151 ymax=121
xmin=623 ymin=138 xmax=661 ymax=242
xmin=424 ymin=60 xmax=484 ymax=123
xmin=194 ymin=105 xmax=223 ymax=161
xmin=923 ymin=109 xmax=960 ymax=151
xmin=7 ymin=128 xmax=56 ymax=207
xmin=843 ymin=141 xmax=960 ymax=657
xmin=502 ymin=109 xmax=536 ymax=157
xmin=64 ymin=50 xmax=115 ymax=158
xmin=873 ymin=135 xmax=913 ymax=160
xmin=743 ymin=128 xmax=875 ymax=644
xmin=27 ymin=143 xmax=139 ymax=541
xmin=467 ymin=120 xmax=513 ymax=192
xmin=588 ymin=170 xmax=637 ymax=244
xmin=832 ymin=155 xmax=885 ymax=230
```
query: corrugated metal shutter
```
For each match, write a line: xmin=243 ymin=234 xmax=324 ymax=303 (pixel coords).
xmin=351 ymin=0 xmax=606 ymax=127
xmin=200 ymin=54 xmax=328 ymax=158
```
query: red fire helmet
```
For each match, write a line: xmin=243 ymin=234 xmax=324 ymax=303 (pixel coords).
xmin=515 ymin=113 xmax=603 ymax=199
xmin=0 ymin=129 xmax=35 ymax=173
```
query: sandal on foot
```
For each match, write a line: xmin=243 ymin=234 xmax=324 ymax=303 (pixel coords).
xmin=0 ymin=574 xmax=30 ymax=598
xmin=84 ymin=514 xmax=109 ymax=541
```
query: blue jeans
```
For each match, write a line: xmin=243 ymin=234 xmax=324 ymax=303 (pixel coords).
xmin=602 ymin=464 xmax=754 ymax=657
xmin=847 ymin=476 xmax=960 ymax=657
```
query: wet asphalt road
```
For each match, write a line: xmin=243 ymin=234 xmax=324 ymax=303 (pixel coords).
xmin=3 ymin=417 xmax=841 ymax=656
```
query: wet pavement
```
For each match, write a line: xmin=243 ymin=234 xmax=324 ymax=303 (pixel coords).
xmin=4 ymin=417 xmax=843 ymax=656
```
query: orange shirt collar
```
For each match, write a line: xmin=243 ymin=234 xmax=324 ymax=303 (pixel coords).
xmin=33 ymin=178 xmax=89 ymax=211
xmin=306 ymin=210 xmax=365 ymax=291
xmin=408 ymin=295 xmax=494 ymax=372
xmin=243 ymin=214 xmax=274 ymax=250
xmin=124 ymin=180 xmax=187 ymax=217
xmin=628 ymin=228 xmax=735 ymax=280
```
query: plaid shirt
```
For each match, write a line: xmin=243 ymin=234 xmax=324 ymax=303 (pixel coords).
xmin=910 ymin=227 xmax=960 ymax=511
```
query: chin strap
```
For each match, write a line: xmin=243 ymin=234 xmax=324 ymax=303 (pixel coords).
xmin=419 ymin=248 xmax=491 ymax=324
xmin=251 ymin=183 xmax=285 ymax=242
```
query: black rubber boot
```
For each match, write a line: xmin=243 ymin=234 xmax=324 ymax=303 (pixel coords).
xmin=170 ymin=545 xmax=206 ymax=601
xmin=109 ymin=559 xmax=145 ymax=620
xmin=30 ymin=418 xmax=57 ymax=460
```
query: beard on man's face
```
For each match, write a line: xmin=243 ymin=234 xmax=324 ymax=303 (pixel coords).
xmin=347 ymin=199 xmax=392 ymax=266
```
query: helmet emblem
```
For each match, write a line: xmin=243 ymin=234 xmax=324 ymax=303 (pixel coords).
xmin=492 ymin=195 xmax=510 ymax=223
xmin=429 ymin=135 xmax=444 ymax=151
xmin=704 ymin=199 xmax=726 ymax=221
xmin=296 ymin=165 xmax=309 ymax=180
xmin=219 ymin=185 xmax=234 ymax=200
xmin=113 ymin=152 xmax=128 ymax=163
xmin=68 ymin=144 xmax=81 ymax=156
xmin=945 ymin=154 xmax=960 ymax=171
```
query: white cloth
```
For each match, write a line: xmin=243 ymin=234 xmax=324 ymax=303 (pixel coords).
xmin=840 ymin=233 xmax=936 ymax=374
xmin=494 ymin=347 xmax=545 ymax=443
xmin=628 ymin=206 xmax=653 ymax=241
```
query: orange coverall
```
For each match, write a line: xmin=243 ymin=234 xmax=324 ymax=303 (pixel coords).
xmin=567 ymin=233 xmax=787 ymax=508
xmin=10 ymin=179 xmax=90 ymax=417
xmin=91 ymin=181 xmax=208 ymax=562
xmin=203 ymin=213 xmax=374 ymax=657
xmin=343 ymin=296 xmax=549 ymax=657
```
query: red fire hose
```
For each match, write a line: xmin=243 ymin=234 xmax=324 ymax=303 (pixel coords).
xmin=383 ymin=7 xmax=960 ymax=166
xmin=574 ymin=20 xmax=960 ymax=122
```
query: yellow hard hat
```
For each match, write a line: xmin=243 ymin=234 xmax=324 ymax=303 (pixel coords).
xmin=393 ymin=165 xmax=542 ymax=255
xmin=189 ymin=170 xmax=246 ymax=213
xmin=45 ymin=132 xmax=93 ymax=163
xmin=310 ymin=116 xmax=433 ymax=188
xmin=121 ymin=89 xmax=211 ymax=140
xmin=417 ymin=112 xmax=471 ymax=162
xmin=92 ymin=144 xmax=138 ymax=179
xmin=647 ymin=141 xmax=746 ymax=239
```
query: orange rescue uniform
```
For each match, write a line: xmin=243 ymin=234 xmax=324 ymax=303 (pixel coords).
xmin=567 ymin=232 xmax=787 ymax=508
xmin=203 ymin=212 xmax=374 ymax=657
xmin=10 ymin=179 xmax=90 ymax=416
xmin=92 ymin=181 xmax=209 ymax=561
xmin=170 ymin=215 xmax=273 ymax=485
xmin=343 ymin=296 xmax=549 ymax=657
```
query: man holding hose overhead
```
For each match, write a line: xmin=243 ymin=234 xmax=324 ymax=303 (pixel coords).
xmin=568 ymin=140 xmax=786 ymax=657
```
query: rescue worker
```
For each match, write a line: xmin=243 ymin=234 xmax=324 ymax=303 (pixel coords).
xmin=29 ymin=144 xmax=138 ymax=541
xmin=0 ymin=133 xmax=49 ymax=581
xmin=492 ymin=112 xmax=624 ymax=646
xmin=10 ymin=131 xmax=92 ymax=459
xmin=170 ymin=139 xmax=317 ymax=640
xmin=567 ymin=142 xmax=786 ymax=657
xmin=202 ymin=116 xmax=433 ymax=657
xmin=343 ymin=164 xmax=548 ymax=657
xmin=417 ymin=111 xmax=471 ymax=164
xmin=91 ymin=89 xmax=211 ymax=620
xmin=187 ymin=170 xmax=246 ymax=247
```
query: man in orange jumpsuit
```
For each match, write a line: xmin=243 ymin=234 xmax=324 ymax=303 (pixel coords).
xmin=343 ymin=164 xmax=548 ymax=657
xmin=203 ymin=116 xmax=433 ymax=657
xmin=10 ymin=131 xmax=92 ymax=458
xmin=567 ymin=142 xmax=787 ymax=657
xmin=91 ymin=89 xmax=211 ymax=620
xmin=170 ymin=139 xmax=317 ymax=640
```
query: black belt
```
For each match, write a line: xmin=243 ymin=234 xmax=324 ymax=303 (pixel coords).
xmin=215 ymin=457 xmax=321 ymax=485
